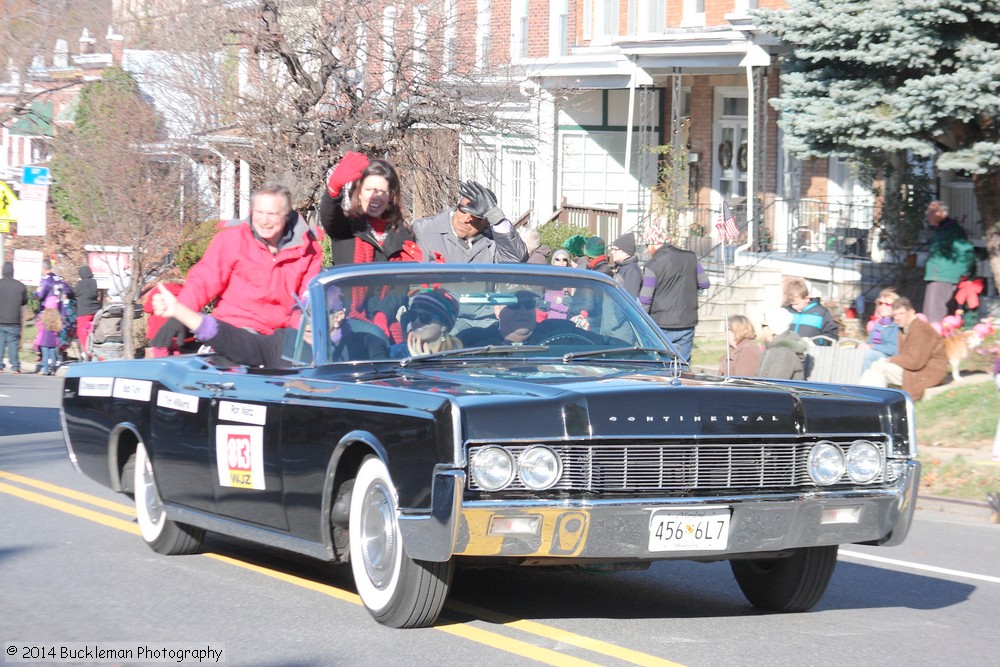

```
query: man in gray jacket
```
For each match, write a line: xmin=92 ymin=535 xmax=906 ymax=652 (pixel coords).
xmin=0 ymin=262 xmax=28 ymax=373
xmin=411 ymin=181 xmax=527 ymax=263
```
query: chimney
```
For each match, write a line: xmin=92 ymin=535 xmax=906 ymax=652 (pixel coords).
xmin=79 ymin=28 xmax=96 ymax=55
xmin=106 ymin=26 xmax=124 ymax=67
xmin=53 ymin=39 xmax=69 ymax=68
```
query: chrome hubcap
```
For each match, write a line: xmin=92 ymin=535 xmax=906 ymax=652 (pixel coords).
xmin=360 ymin=481 xmax=396 ymax=590
xmin=141 ymin=457 xmax=163 ymax=528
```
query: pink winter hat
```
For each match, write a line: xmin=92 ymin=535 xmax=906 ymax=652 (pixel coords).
xmin=43 ymin=295 xmax=59 ymax=309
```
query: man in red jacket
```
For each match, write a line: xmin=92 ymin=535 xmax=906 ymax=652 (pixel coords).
xmin=172 ymin=182 xmax=322 ymax=335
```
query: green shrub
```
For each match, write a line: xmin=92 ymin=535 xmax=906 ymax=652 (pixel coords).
xmin=174 ymin=220 xmax=221 ymax=276
xmin=538 ymin=222 xmax=589 ymax=257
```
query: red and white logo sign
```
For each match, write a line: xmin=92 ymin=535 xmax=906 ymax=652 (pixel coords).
xmin=215 ymin=425 xmax=265 ymax=490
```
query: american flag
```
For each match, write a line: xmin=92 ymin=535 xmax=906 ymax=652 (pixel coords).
xmin=715 ymin=200 xmax=739 ymax=242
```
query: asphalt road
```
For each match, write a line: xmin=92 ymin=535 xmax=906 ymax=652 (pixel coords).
xmin=2 ymin=373 xmax=1000 ymax=667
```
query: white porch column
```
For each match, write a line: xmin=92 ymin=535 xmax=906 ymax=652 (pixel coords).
xmin=220 ymin=157 xmax=236 ymax=221
xmin=238 ymin=159 xmax=250 ymax=220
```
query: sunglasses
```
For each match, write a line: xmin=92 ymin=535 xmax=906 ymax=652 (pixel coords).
xmin=411 ymin=311 xmax=441 ymax=325
xmin=507 ymin=299 xmax=538 ymax=311
xmin=553 ymin=257 xmax=569 ymax=263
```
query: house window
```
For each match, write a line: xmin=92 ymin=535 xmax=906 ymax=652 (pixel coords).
xmin=583 ymin=0 xmax=592 ymax=41
xmin=383 ymin=7 xmax=396 ymax=91
xmin=734 ymin=0 xmax=759 ymax=13
xmin=477 ymin=0 xmax=492 ymax=70
xmin=550 ymin=0 xmax=569 ymax=57
xmin=414 ymin=6 xmax=428 ymax=69
xmin=443 ymin=0 xmax=457 ymax=74
xmin=682 ymin=0 xmax=706 ymax=27
xmin=511 ymin=0 xmax=528 ymax=61
xmin=629 ymin=1 xmax=666 ymax=36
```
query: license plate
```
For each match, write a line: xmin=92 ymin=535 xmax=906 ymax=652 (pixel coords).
xmin=648 ymin=508 xmax=731 ymax=552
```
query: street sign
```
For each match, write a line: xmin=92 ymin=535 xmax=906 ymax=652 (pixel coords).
xmin=0 ymin=181 xmax=17 ymax=221
xmin=22 ymin=166 xmax=50 ymax=187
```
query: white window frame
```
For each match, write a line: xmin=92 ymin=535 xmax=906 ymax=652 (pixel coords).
xmin=682 ymin=0 xmax=706 ymax=28
xmin=476 ymin=0 xmax=492 ymax=70
xmin=550 ymin=0 xmax=569 ymax=57
xmin=382 ymin=7 xmax=397 ymax=92
xmin=443 ymin=0 xmax=457 ymax=74
xmin=413 ymin=6 xmax=428 ymax=70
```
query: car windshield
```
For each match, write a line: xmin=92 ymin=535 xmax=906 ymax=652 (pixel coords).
xmin=293 ymin=265 xmax=675 ymax=366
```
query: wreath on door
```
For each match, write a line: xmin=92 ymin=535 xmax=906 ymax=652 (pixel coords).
xmin=737 ymin=143 xmax=749 ymax=172
xmin=717 ymin=140 xmax=733 ymax=170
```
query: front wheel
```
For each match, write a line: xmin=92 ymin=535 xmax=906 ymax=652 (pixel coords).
xmin=134 ymin=442 xmax=204 ymax=555
xmin=730 ymin=545 xmax=838 ymax=612
xmin=349 ymin=456 xmax=453 ymax=628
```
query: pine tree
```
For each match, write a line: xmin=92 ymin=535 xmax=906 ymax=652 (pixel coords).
xmin=756 ymin=0 xmax=1000 ymax=286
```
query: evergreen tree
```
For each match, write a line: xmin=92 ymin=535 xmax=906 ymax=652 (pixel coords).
xmin=756 ymin=0 xmax=1000 ymax=284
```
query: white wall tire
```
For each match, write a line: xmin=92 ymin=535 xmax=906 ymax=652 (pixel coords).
xmin=349 ymin=456 xmax=453 ymax=628
xmin=133 ymin=443 xmax=204 ymax=555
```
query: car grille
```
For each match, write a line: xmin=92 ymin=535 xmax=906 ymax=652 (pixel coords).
xmin=466 ymin=438 xmax=888 ymax=493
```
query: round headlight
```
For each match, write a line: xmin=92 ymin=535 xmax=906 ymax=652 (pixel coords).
xmin=470 ymin=447 xmax=515 ymax=491
xmin=808 ymin=441 xmax=845 ymax=486
xmin=518 ymin=446 xmax=562 ymax=490
xmin=846 ymin=440 xmax=882 ymax=483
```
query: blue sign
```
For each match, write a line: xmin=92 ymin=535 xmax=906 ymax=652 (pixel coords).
xmin=22 ymin=166 xmax=50 ymax=187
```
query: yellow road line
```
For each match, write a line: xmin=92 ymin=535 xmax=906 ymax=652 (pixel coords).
xmin=447 ymin=601 xmax=685 ymax=667
xmin=0 ymin=472 xmax=686 ymax=667
xmin=0 ymin=469 xmax=135 ymax=516
xmin=204 ymin=553 xmax=601 ymax=667
xmin=0 ymin=481 xmax=140 ymax=535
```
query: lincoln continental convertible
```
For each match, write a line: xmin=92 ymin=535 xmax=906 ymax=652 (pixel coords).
xmin=62 ymin=263 xmax=919 ymax=628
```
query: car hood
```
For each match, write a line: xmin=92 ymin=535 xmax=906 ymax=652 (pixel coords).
xmin=351 ymin=362 xmax=897 ymax=440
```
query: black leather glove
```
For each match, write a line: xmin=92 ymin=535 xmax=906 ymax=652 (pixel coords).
xmin=151 ymin=318 xmax=191 ymax=349
xmin=458 ymin=180 xmax=505 ymax=226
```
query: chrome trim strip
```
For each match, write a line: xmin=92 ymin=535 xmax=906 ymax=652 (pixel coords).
xmin=166 ymin=505 xmax=334 ymax=560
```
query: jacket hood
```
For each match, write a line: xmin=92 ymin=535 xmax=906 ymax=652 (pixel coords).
xmin=78 ymin=266 xmax=93 ymax=279
xmin=767 ymin=331 xmax=809 ymax=354
xmin=2 ymin=262 xmax=12 ymax=278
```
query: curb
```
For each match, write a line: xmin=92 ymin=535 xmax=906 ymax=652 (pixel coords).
xmin=917 ymin=494 xmax=996 ymax=523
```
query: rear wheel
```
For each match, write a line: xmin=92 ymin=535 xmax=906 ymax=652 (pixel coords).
xmin=134 ymin=442 xmax=204 ymax=555
xmin=730 ymin=545 xmax=838 ymax=612
xmin=349 ymin=456 xmax=453 ymax=628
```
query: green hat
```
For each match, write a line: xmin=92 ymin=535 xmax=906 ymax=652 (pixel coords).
xmin=584 ymin=236 xmax=606 ymax=258
xmin=562 ymin=234 xmax=587 ymax=256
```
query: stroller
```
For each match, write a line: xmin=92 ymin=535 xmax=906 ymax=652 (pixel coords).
xmin=87 ymin=302 xmax=140 ymax=361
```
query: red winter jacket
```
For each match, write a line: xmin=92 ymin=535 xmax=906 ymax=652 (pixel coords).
xmin=178 ymin=216 xmax=322 ymax=334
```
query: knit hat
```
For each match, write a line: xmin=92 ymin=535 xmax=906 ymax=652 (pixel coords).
xmin=562 ymin=234 xmax=587 ymax=257
xmin=550 ymin=248 xmax=571 ymax=265
xmin=406 ymin=289 xmax=460 ymax=331
xmin=584 ymin=236 xmax=606 ymax=258
xmin=764 ymin=307 xmax=793 ymax=335
xmin=611 ymin=232 xmax=636 ymax=256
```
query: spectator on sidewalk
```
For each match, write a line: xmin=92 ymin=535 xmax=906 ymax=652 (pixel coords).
xmin=859 ymin=296 xmax=948 ymax=400
xmin=859 ymin=288 xmax=901 ymax=372
xmin=73 ymin=265 xmax=101 ymax=361
xmin=923 ymin=200 xmax=974 ymax=324
xmin=785 ymin=278 xmax=838 ymax=345
xmin=639 ymin=240 xmax=701 ymax=363
xmin=0 ymin=262 xmax=28 ymax=373
xmin=719 ymin=314 xmax=762 ymax=377
xmin=609 ymin=233 xmax=641 ymax=299
xmin=756 ymin=307 xmax=808 ymax=380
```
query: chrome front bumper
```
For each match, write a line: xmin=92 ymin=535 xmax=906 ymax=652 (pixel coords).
xmin=399 ymin=461 xmax=920 ymax=562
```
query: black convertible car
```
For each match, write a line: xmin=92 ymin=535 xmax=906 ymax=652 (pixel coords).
xmin=62 ymin=264 xmax=919 ymax=628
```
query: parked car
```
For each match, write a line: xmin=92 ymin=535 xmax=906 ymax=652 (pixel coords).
xmin=61 ymin=263 xmax=920 ymax=628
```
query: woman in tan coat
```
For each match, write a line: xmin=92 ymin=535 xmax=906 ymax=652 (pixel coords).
xmin=719 ymin=315 xmax=763 ymax=377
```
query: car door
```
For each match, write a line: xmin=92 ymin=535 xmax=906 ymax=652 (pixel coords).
xmin=208 ymin=371 xmax=289 ymax=530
